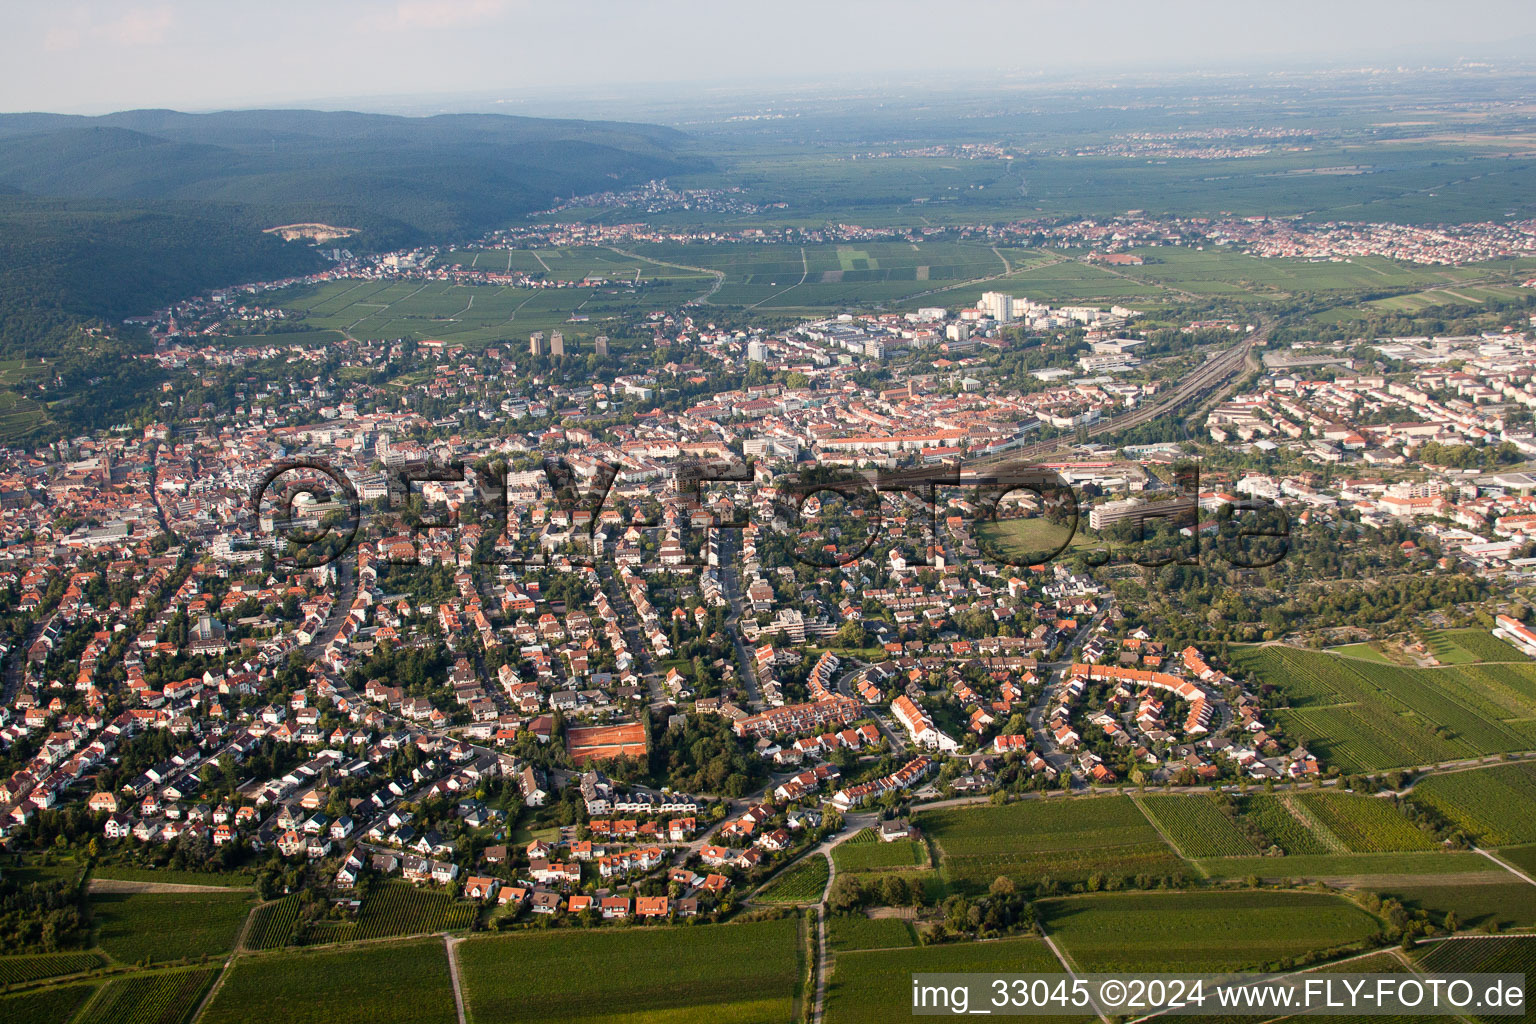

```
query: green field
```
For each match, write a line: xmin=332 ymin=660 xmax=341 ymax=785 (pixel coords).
xmin=826 ymin=914 xmax=915 ymax=952
xmin=0 ymin=983 xmax=97 ymax=1024
xmin=201 ymin=938 xmax=456 ymax=1024
xmin=1328 ymin=642 xmax=1395 ymax=664
xmin=76 ymin=967 xmax=220 ymax=1024
xmin=975 ymin=517 xmax=1094 ymax=566
xmin=757 ymin=855 xmax=830 ymax=903
xmin=271 ymin=248 xmax=715 ymax=349
xmin=1137 ymin=796 xmax=1259 ymax=858
xmin=0 ymin=950 xmax=103 ymax=985
xmin=1409 ymin=762 xmax=1536 ymax=846
xmin=1195 ymin=850 xmax=1501 ymax=880
xmin=831 ymin=836 xmax=929 ymax=873
xmin=825 ymin=934 xmax=1087 ymax=1024
xmin=458 ymin=918 xmax=804 ymax=1024
xmin=1383 ymin=881 xmax=1536 ymax=931
xmin=91 ymin=890 xmax=252 ymax=965
xmin=1431 ymin=630 xmax=1529 ymax=663
xmin=1041 ymin=891 xmax=1382 ymax=972
xmin=1231 ymin=646 xmax=1536 ymax=772
xmin=920 ymin=796 xmax=1185 ymax=892
xmin=90 ymin=866 xmax=253 ymax=888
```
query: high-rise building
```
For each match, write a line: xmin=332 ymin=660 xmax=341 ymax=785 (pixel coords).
xmin=594 ymin=335 xmax=609 ymax=358
xmin=746 ymin=339 xmax=769 ymax=363
xmin=550 ymin=330 xmax=565 ymax=357
xmin=979 ymin=291 xmax=1014 ymax=323
xmin=529 ymin=332 xmax=546 ymax=356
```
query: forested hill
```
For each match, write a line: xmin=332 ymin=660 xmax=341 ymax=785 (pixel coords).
xmin=0 ymin=108 xmax=705 ymax=439
xmin=0 ymin=108 xmax=701 ymax=245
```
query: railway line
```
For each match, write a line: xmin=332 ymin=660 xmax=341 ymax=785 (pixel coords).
xmin=966 ymin=322 xmax=1269 ymax=468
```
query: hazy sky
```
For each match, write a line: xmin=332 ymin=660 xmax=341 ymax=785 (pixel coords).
xmin=5 ymin=0 xmax=1536 ymax=115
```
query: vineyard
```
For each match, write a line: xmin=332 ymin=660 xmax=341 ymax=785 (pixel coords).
xmin=1230 ymin=645 xmax=1536 ymax=772
xmin=1290 ymin=793 xmax=1436 ymax=853
xmin=76 ymin=967 xmax=220 ymax=1024
xmin=91 ymin=890 xmax=253 ymax=964
xmin=244 ymin=895 xmax=301 ymax=950
xmin=320 ymin=881 xmax=477 ymax=942
xmin=827 ymin=915 xmax=915 ymax=952
xmin=1136 ymin=796 xmax=1258 ymax=858
xmin=202 ymin=939 xmax=456 ymax=1024
xmin=757 ymin=855 xmax=830 ymax=903
xmin=0 ymin=950 xmax=102 ymax=985
xmin=921 ymin=797 xmax=1185 ymax=892
xmin=1384 ymin=881 xmax=1536 ymax=932
xmin=1417 ymin=935 xmax=1536 ymax=976
xmin=1040 ymin=891 xmax=1381 ymax=972
xmin=1409 ymin=762 xmax=1536 ymax=846
xmin=1429 ymin=629 xmax=1528 ymax=664
xmin=1238 ymin=796 xmax=1329 ymax=855
xmin=459 ymin=918 xmax=804 ymax=1024
xmin=0 ymin=983 xmax=97 ymax=1024
xmin=826 ymin=936 xmax=1069 ymax=1024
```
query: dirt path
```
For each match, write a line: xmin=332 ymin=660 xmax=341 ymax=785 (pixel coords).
xmin=88 ymin=879 xmax=252 ymax=894
xmin=1040 ymin=930 xmax=1111 ymax=1024
xmin=1475 ymin=846 xmax=1536 ymax=888
xmin=446 ymin=934 xmax=468 ymax=1024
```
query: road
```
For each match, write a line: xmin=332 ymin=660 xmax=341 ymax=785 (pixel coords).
xmin=717 ymin=530 xmax=763 ymax=708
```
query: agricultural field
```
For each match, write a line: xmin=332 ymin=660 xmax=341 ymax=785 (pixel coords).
xmin=1382 ymin=880 xmax=1536 ymax=931
xmin=757 ymin=855 xmax=830 ymax=903
xmin=920 ymin=796 xmax=1186 ymax=892
xmin=0 ymin=950 xmax=103 ymax=985
xmin=270 ymin=268 xmax=704 ymax=351
xmin=1040 ymin=891 xmax=1382 ymax=972
xmin=201 ymin=938 xmax=456 ymax=1024
xmin=827 ymin=914 xmax=915 ymax=952
xmin=1409 ymin=762 xmax=1536 ymax=846
xmin=458 ymin=918 xmax=804 ymax=1024
xmin=831 ymin=835 xmax=929 ymax=873
xmin=315 ymin=880 xmax=476 ymax=942
xmin=1195 ymin=850 xmax=1500 ymax=880
xmin=90 ymin=866 xmax=253 ymax=888
xmin=90 ymin=890 xmax=253 ymax=965
xmin=1289 ymin=793 xmax=1437 ymax=853
xmin=1235 ymin=795 xmax=1330 ymax=855
xmin=1136 ymin=795 xmax=1258 ymax=858
xmin=1231 ymin=646 xmax=1536 ymax=772
xmin=76 ymin=967 xmax=221 ymax=1024
xmin=1431 ymin=629 xmax=1529 ymax=663
xmin=244 ymin=895 xmax=300 ymax=950
xmin=1416 ymin=936 xmax=1536 ymax=1006
xmin=0 ymin=982 xmax=97 ymax=1024
xmin=825 ymin=934 xmax=1089 ymax=1024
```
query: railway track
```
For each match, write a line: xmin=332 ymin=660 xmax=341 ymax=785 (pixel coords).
xmin=967 ymin=322 xmax=1269 ymax=467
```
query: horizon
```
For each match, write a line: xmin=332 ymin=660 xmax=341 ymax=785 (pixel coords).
xmin=3 ymin=0 xmax=1536 ymax=116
